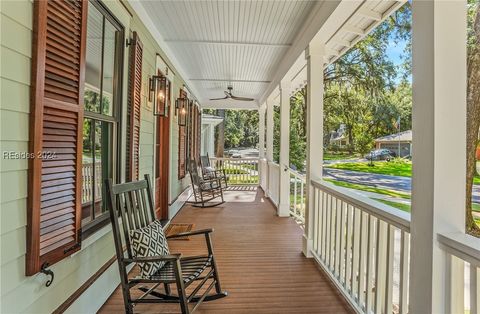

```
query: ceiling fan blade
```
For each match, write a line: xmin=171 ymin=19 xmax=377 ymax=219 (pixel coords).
xmin=231 ymin=95 xmax=255 ymax=101
xmin=209 ymin=96 xmax=229 ymax=101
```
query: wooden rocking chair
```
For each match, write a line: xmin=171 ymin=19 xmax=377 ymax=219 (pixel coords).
xmin=188 ymin=159 xmax=225 ymax=208
xmin=105 ymin=174 xmax=227 ymax=314
xmin=200 ymin=153 xmax=228 ymax=188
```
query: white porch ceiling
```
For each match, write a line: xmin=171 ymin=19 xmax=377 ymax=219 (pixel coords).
xmin=138 ymin=0 xmax=319 ymax=108
xmin=133 ymin=0 xmax=406 ymax=109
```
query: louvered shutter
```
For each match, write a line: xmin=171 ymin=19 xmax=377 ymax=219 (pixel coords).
xmin=178 ymin=90 xmax=188 ymax=179
xmin=27 ymin=0 xmax=87 ymax=275
xmin=196 ymin=106 xmax=201 ymax=159
xmin=126 ymin=32 xmax=143 ymax=181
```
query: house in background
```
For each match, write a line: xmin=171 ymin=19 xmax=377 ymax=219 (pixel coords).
xmin=329 ymin=124 xmax=349 ymax=148
xmin=375 ymin=129 xmax=413 ymax=157
xmin=201 ymin=114 xmax=223 ymax=157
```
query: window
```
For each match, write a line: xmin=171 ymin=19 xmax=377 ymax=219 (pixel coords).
xmin=82 ymin=1 xmax=123 ymax=234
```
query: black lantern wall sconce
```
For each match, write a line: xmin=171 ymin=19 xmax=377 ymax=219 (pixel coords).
xmin=149 ymin=75 xmax=168 ymax=117
xmin=175 ymin=96 xmax=188 ymax=126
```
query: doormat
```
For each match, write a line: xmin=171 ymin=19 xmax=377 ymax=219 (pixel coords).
xmin=165 ymin=223 xmax=195 ymax=240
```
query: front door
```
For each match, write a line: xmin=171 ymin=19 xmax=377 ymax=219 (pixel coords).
xmin=155 ymin=94 xmax=170 ymax=220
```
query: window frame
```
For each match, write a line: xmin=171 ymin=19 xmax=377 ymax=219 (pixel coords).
xmin=82 ymin=0 xmax=125 ymax=237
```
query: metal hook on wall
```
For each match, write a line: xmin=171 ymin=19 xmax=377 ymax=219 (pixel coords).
xmin=40 ymin=263 xmax=54 ymax=287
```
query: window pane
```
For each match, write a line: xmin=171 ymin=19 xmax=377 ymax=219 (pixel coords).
xmin=84 ymin=2 xmax=103 ymax=113
xmin=94 ymin=120 xmax=113 ymax=218
xmin=82 ymin=118 xmax=94 ymax=224
xmin=102 ymin=20 xmax=116 ymax=116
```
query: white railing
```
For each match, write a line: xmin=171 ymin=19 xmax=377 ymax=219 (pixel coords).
xmin=267 ymin=162 xmax=280 ymax=205
xmin=288 ymin=168 xmax=306 ymax=224
xmin=82 ymin=162 xmax=102 ymax=204
xmin=438 ymin=232 xmax=480 ymax=314
xmin=310 ymin=180 xmax=411 ymax=314
xmin=209 ymin=157 xmax=259 ymax=185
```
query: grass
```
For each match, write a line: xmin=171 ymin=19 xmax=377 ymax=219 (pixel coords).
xmin=372 ymin=198 xmax=411 ymax=212
xmin=326 ymin=159 xmax=412 ymax=177
xmin=227 ymin=175 xmax=259 ymax=185
xmin=323 ymin=152 xmax=358 ymax=161
xmin=325 ymin=179 xmax=411 ymax=199
xmin=326 ymin=158 xmax=480 ymax=184
xmin=223 ymin=168 xmax=249 ymax=175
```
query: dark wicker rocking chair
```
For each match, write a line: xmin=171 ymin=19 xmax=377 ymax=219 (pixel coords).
xmin=105 ymin=174 xmax=227 ymax=314
xmin=200 ymin=153 xmax=228 ymax=188
xmin=188 ymin=159 xmax=225 ymax=208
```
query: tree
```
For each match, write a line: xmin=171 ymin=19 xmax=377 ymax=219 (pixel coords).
xmin=289 ymin=89 xmax=307 ymax=171
xmin=323 ymin=2 xmax=412 ymax=154
xmin=466 ymin=0 xmax=480 ymax=236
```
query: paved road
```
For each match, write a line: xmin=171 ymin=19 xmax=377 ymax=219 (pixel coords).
xmin=323 ymin=167 xmax=480 ymax=204
xmin=323 ymin=168 xmax=412 ymax=191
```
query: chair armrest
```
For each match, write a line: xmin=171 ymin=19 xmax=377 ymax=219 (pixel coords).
xmin=166 ymin=228 xmax=213 ymax=239
xmin=123 ymin=253 xmax=181 ymax=263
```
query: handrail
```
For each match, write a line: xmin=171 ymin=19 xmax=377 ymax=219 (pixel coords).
xmin=268 ymin=161 xmax=280 ymax=168
xmin=288 ymin=168 xmax=306 ymax=180
xmin=438 ymin=232 xmax=480 ymax=267
xmin=209 ymin=157 xmax=259 ymax=186
xmin=310 ymin=178 xmax=412 ymax=314
xmin=311 ymin=179 xmax=411 ymax=232
xmin=210 ymin=157 xmax=259 ymax=161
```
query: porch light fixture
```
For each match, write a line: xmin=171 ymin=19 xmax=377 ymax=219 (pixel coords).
xmin=149 ymin=75 xmax=168 ymax=117
xmin=176 ymin=97 xmax=188 ymax=126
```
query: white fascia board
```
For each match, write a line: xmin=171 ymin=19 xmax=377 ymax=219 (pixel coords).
xmin=259 ymin=0 xmax=357 ymax=105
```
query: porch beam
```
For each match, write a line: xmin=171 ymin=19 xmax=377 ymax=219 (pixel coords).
xmin=409 ymin=1 xmax=467 ymax=313
xmin=278 ymin=82 xmax=292 ymax=217
xmin=303 ymin=39 xmax=325 ymax=257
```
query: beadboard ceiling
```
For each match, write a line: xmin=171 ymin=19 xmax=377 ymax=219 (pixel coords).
xmin=139 ymin=0 xmax=318 ymax=108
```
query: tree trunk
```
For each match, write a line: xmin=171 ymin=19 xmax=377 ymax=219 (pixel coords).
xmin=216 ymin=109 xmax=225 ymax=157
xmin=466 ymin=5 xmax=480 ymax=236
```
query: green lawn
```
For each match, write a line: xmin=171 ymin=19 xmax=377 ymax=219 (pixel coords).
xmin=326 ymin=159 xmax=480 ymax=184
xmin=326 ymin=159 xmax=412 ymax=177
xmin=372 ymin=198 xmax=411 ymax=212
xmin=223 ymin=167 xmax=249 ymax=175
xmin=325 ymin=179 xmax=411 ymax=199
xmin=324 ymin=152 xmax=358 ymax=161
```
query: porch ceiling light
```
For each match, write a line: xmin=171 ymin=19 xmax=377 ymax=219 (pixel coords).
xmin=149 ymin=75 xmax=168 ymax=117
xmin=176 ymin=97 xmax=188 ymax=126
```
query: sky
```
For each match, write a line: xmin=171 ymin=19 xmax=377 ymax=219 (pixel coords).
xmin=385 ymin=36 xmax=411 ymax=83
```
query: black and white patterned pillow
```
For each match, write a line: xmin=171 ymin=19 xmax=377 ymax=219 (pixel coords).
xmin=130 ymin=220 xmax=170 ymax=278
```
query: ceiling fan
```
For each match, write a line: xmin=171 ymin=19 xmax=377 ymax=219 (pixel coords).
xmin=209 ymin=85 xmax=254 ymax=101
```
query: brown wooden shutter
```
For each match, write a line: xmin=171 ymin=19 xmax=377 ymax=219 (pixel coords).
xmin=178 ymin=89 xmax=188 ymax=179
xmin=126 ymin=32 xmax=143 ymax=181
xmin=27 ymin=0 xmax=88 ymax=275
xmin=196 ymin=106 xmax=201 ymax=159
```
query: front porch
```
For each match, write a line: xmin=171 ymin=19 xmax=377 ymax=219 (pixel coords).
xmin=99 ymin=188 xmax=352 ymax=313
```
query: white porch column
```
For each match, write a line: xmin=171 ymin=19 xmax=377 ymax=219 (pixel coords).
xmin=410 ymin=1 xmax=467 ymax=313
xmin=303 ymin=39 xmax=325 ymax=257
xmin=208 ymin=125 xmax=215 ymax=157
xmin=265 ymin=100 xmax=274 ymax=197
xmin=258 ymin=104 xmax=267 ymax=190
xmin=278 ymin=82 xmax=291 ymax=217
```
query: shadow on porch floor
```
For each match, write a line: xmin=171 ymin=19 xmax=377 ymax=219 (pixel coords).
xmin=99 ymin=188 xmax=353 ymax=313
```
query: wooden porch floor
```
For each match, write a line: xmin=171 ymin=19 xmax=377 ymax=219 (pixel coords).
xmin=99 ymin=188 xmax=352 ymax=313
